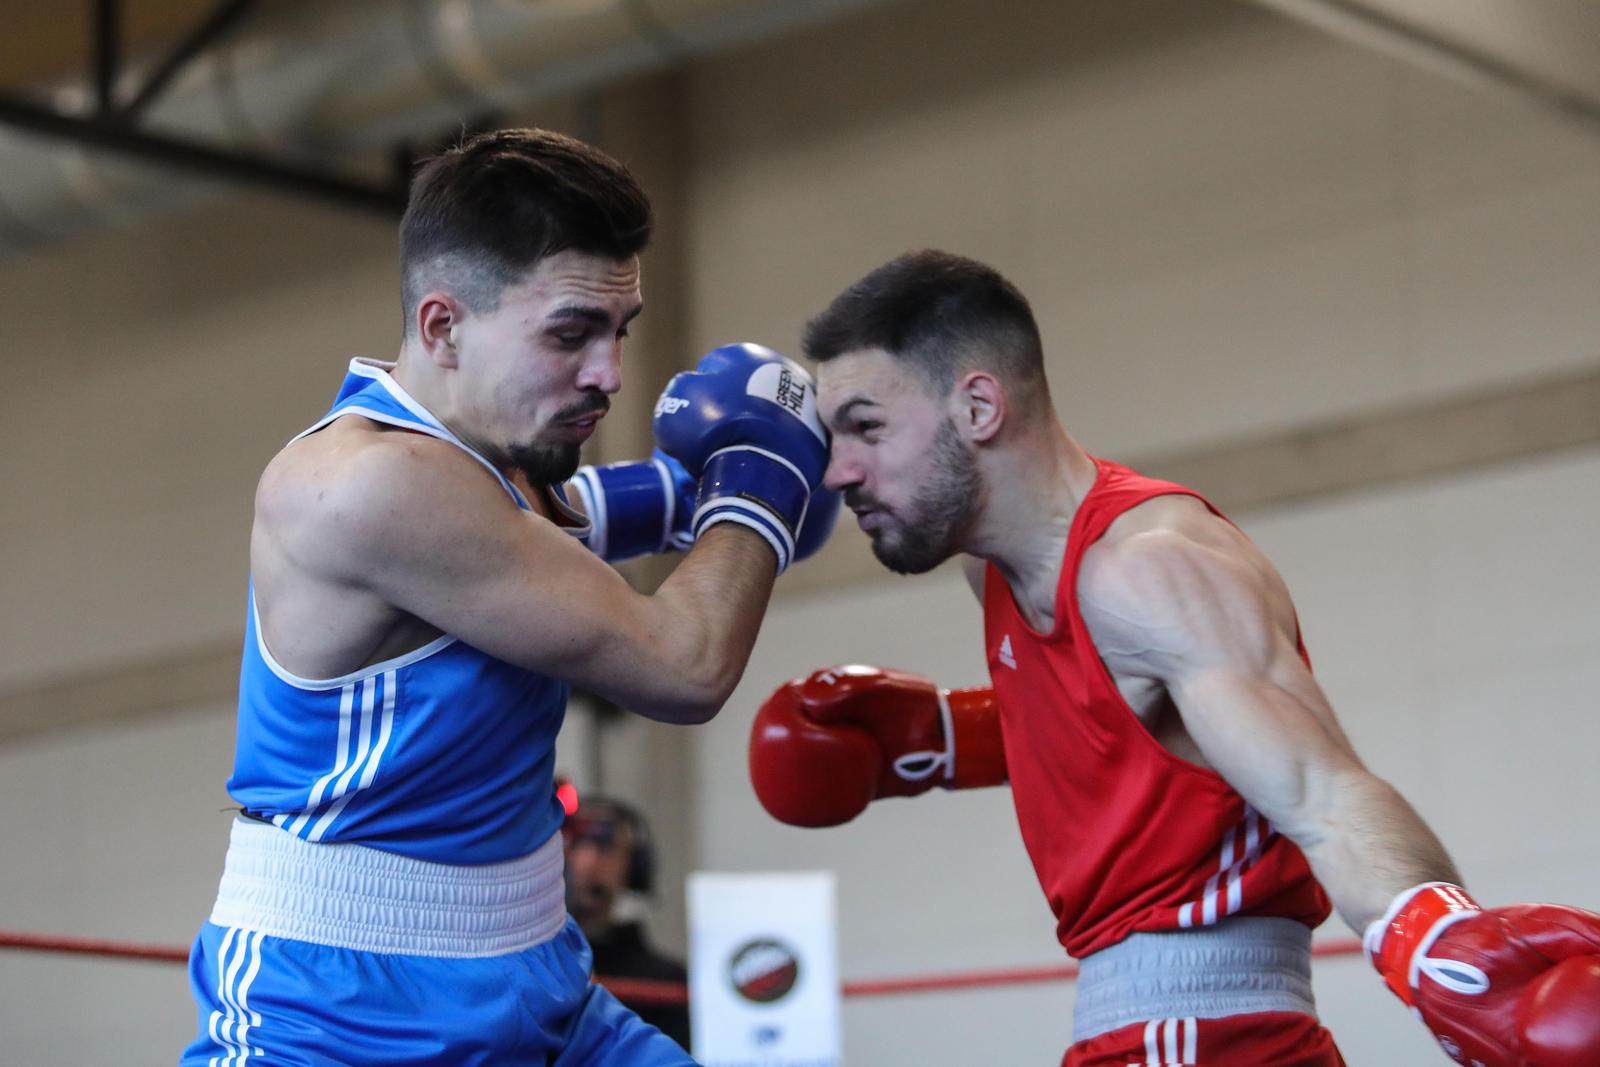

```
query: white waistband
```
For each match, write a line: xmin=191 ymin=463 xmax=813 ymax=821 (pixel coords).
xmin=209 ymin=818 xmax=568 ymax=957
xmin=1073 ymin=917 xmax=1317 ymax=1043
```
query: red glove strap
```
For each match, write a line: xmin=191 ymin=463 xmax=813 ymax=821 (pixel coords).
xmin=1366 ymin=882 xmax=1482 ymax=1006
xmin=945 ymin=687 xmax=1007 ymax=790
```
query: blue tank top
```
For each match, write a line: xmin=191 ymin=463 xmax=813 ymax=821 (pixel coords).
xmin=228 ymin=359 xmax=590 ymax=864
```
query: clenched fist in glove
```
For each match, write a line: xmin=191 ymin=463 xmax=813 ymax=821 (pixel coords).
xmin=749 ymin=665 xmax=1007 ymax=827
xmin=1366 ymin=882 xmax=1600 ymax=1066
xmin=652 ymin=343 xmax=837 ymax=574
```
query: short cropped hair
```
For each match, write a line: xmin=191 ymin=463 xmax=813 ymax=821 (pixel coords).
xmin=399 ymin=128 xmax=653 ymax=335
xmin=802 ymin=249 xmax=1049 ymax=408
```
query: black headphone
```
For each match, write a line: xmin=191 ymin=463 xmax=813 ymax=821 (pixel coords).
xmin=570 ymin=795 xmax=658 ymax=895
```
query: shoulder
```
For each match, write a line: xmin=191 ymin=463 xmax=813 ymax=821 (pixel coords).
xmin=1077 ymin=495 xmax=1290 ymax=671
xmin=256 ymin=419 xmax=512 ymax=575
xmin=1078 ymin=494 xmax=1239 ymax=609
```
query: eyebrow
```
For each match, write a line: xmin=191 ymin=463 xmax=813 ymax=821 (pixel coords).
xmin=545 ymin=303 xmax=645 ymax=327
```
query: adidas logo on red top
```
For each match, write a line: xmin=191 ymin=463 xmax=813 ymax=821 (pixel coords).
xmin=997 ymin=634 xmax=1017 ymax=669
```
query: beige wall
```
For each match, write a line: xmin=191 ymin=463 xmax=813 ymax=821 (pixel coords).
xmin=0 ymin=192 xmax=395 ymax=688
xmin=2 ymin=0 xmax=1598 ymax=1062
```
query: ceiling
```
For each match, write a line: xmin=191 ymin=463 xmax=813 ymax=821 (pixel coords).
xmin=0 ymin=0 xmax=1595 ymax=260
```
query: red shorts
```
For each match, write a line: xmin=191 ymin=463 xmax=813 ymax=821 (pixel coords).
xmin=1062 ymin=1011 xmax=1346 ymax=1066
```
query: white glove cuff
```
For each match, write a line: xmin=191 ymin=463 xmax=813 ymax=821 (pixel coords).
xmin=696 ymin=507 xmax=792 ymax=575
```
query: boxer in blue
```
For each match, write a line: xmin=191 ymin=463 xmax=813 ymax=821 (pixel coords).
xmin=181 ymin=128 xmax=838 ymax=1066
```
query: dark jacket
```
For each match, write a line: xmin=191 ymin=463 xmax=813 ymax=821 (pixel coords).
xmin=590 ymin=921 xmax=691 ymax=1050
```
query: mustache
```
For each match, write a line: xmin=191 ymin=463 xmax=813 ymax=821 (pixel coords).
xmin=553 ymin=394 xmax=611 ymax=423
xmin=844 ymin=488 xmax=881 ymax=513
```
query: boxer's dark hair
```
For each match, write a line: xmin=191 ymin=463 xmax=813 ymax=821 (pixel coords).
xmin=399 ymin=128 xmax=652 ymax=335
xmin=802 ymin=249 xmax=1049 ymax=410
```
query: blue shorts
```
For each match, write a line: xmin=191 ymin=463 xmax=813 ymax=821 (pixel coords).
xmin=181 ymin=916 xmax=695 ymax=1066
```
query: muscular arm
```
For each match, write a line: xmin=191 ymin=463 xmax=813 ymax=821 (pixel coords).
xmin=1077 ymin=516 xmax=1460 ymax=932
xmin=265 ymin=430 xmax=774 ymax=725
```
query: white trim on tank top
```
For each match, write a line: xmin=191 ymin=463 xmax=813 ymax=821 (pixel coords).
xmin=250 ymin=588 xmax=458 ymax=691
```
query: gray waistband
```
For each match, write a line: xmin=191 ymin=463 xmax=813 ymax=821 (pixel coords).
xmin=1073 ymin=917 xmax=1317 ymax=1043
xmin=209 ymin=817 xmax=567 ymax=957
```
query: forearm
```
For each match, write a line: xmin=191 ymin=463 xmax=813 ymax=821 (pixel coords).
xmin=628 ymin=525 xmax=776 ymax=723
xmin=1296 ymin=768 xmax=1462 ymax=933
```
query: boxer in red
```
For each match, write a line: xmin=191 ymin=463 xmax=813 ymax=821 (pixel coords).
xmin=748 ymin=250 xmax=1600 ymax=1066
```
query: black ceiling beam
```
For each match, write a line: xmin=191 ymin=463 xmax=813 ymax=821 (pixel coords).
xmin=0 ymin=92 xmax=408 ymax=218
xmin=94 ymin=0 xmax=121 ymax=116
xmin=119 ymin=0 xmax=257 ymax=121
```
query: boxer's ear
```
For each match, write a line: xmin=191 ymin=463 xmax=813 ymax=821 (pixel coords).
xmin=952 ymin=370 xmax=1004 ymax=443
xmin=416 ymin=293 xmax=462 ymax=368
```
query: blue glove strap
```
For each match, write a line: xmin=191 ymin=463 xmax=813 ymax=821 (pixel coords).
xmin=693 ymin=446 xmax=813 ymax=573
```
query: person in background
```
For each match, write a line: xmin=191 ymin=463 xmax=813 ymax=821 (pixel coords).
xmin=565 ymin=793 xmax=692 ymax=1050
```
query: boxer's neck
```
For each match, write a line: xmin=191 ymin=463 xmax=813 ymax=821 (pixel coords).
xmin=971 ymin=419 xmax=1095 ymax=628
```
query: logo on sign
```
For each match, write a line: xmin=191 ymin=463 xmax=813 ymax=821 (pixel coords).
xmin=728 ymin=937 xmax=801 ymax=1004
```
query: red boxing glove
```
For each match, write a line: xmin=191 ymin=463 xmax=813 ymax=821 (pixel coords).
xmin=1365 ymin=882 xmax=1600 ymax=1066
xmin=749 ymin=665 xmax=1006 ymax=828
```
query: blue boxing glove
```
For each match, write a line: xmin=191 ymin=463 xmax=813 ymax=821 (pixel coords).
xmin=796 ymin=486 xmax=842 ymax=563
xmin=568 ymin=449 xmax=696 ymax=562
xmin=653 ymin=343 xmax=830 ymax=574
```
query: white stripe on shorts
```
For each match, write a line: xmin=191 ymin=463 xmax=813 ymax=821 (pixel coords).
xmin=1131 ymin=1017 xmax=1197 ymax=1066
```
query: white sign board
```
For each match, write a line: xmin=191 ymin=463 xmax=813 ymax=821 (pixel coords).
xmin=687 ymin=871 xmax=841 ymax=1066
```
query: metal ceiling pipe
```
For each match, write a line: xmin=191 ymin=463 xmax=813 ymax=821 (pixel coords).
xmin=0 ymin=0 xmax=905 ymax=257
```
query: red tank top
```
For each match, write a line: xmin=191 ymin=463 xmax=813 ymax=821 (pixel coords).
xmin=982 ymin=458 xmax=1331 ymax=958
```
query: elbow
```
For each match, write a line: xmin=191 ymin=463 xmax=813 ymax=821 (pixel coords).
xmin=672 ymin=668 xmax=739 ymax=726
xmin=676 ymin=698 xmax=724 ymax=726
xmin=674 ymin=660 xmax=742 ymax=724
xmin=623 ymin=614 xmax=750 ymax=724
xmin=634 ymin=659 xmax=740 ymax=726
xmin=1279 ymin=766 xmax=1389 ymax=857
xmin=634 ymin=692 xmax=724 ymax=726
xmin=666 ymin=624 xmax=748 ymax=722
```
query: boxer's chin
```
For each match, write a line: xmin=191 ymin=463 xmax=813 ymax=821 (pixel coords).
xmin=509 ymin=441 xmax=582 ymax=486
xmin=869 ymin=523 xmax=955 ymax=575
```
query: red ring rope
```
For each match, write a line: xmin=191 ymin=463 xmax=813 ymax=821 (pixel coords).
xmin=0 ymin=928 xmax=1364 ymax=1005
